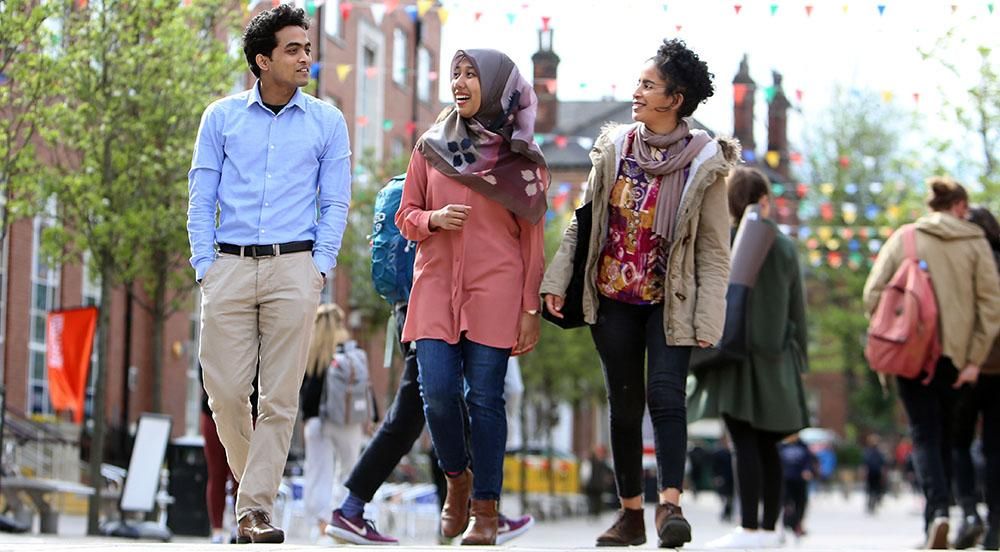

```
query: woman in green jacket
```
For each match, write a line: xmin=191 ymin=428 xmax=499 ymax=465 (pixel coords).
xmin=688 ymin=166 xmax=809 ymax=549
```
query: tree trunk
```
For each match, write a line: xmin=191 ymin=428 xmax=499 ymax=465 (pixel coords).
xmin=86 ymin=264 xmax=114 ymax=535
xmin=150 ymin=259 xmax=167 ymax=413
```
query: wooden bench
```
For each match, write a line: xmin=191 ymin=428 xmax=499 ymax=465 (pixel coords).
xmin=1 ymin=475 xmax=94 ymax=534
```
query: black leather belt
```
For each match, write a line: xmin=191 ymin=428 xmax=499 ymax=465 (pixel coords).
xmin=218 ymin=240 xmax=313 ymax=258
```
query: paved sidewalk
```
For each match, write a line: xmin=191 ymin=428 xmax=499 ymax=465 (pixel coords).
xmin=0 ymin=489 xmax=947 ymax=550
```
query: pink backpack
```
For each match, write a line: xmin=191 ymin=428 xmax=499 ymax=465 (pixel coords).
xmin=865 ymin=225 xmax=941 ymax=384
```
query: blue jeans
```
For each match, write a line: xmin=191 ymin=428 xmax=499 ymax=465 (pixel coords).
xmin=416 ymin=338 xmax=510 ymax=500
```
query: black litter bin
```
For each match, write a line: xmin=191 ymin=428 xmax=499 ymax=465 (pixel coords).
xmin=166 ymin=435 xmax=210 ymax=537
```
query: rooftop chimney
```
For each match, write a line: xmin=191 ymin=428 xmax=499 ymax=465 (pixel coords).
xmin=732 ymin=55 xmax=756 ymax=158
xmin=531 ymin=28 xmax=560 ymax=134
xmin=767 ymin=70 xmax=791 ymax=181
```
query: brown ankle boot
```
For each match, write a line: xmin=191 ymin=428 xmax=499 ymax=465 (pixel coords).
xmin=461 ymin=499 xmax=499 ymax=545
xmin=441 ymin=468 xmax=473 ymax=538
xmin=655 ymin=502 xmax=691 ymax=548
xmin=596 ymin=508 xmax=646 ymax=546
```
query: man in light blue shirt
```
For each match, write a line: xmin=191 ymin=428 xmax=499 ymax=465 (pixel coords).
xmin=186 ymin=4 xmax=350 ymax=544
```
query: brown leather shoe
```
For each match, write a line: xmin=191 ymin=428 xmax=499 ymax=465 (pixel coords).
xmin=655 ymin=502 xmax=691 ymax=548
xmin=596 ymin=508 xmax=646 ymax=547
xmin=441 ymin=468 xmax=473 ymax=539
xmin=461 ymin=499 xmax=499 ymax=545
xmin=236 ymin=509 xmax=284 ymax=544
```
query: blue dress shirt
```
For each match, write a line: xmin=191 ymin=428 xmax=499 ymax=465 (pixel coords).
xmin=187 ymin=82 xmax=351 ymax=281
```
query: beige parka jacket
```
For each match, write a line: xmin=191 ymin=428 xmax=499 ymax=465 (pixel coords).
xmin=540 ymin=122 xmax=739 ymax=346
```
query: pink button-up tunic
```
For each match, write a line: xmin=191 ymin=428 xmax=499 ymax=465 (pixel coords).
xmin=396 ymin=151 xmax=545 ymax=349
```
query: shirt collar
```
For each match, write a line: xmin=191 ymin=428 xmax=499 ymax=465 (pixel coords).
xmin=246 ymin=80 xmax=307 ymax=113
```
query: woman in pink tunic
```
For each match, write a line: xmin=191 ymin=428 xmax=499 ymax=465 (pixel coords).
xmin=395 ymin=49 xmax=547 ymax=546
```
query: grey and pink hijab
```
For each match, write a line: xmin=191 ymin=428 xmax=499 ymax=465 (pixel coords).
xmin=417 ymin=49 xmax=549 ymax=224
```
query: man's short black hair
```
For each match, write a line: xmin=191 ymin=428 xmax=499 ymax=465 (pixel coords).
xmin=652 ymin=39 xmax=715 ymax=118
xmin=242 ymin=4 xmax=309 ymax=78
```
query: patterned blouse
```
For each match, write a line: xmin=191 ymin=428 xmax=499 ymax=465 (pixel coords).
xmin=596 ymin=131 xmax=690 ymax=305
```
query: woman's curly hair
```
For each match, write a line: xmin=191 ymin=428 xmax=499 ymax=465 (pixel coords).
xmin=652 ymin=39 xmax=715 ymax=118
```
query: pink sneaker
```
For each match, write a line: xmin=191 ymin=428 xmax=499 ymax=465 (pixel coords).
xmin=496 ymin=513 xmax=535 ymax=544
xmin=326 ymin=509 xmax=399 ymax=546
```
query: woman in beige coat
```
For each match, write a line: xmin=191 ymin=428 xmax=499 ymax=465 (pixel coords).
xmin=863 ymin=177 xmax=1000 ymax=549
xmin=541 ymin=39 xmax=735 ymax=548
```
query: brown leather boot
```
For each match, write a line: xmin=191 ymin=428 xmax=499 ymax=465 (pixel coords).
xmin=655 ymin=502 xmax=691 ymax=548
xmin=235 ymin=509 xmax=284 ymax=544
xmin=441 ymin=468 xmax=473 ymax=539
xmin=596 ymin=508 xmax=646 ymax=546
xmin=461 ymin=499 xmax=499 ymax=545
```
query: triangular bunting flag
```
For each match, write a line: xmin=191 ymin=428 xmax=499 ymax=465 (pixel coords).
xmin=336 ymin=64 xmax=353 ymax=82
xmin=733 ymin=83 xmax=748 ymax=105
xmin=385 ymin=0 xmax=399 ymax=13
xmin=541 ymin=15 xmax=551 ymax=30
xmin=805 ymin=5 xmax=813 ymax=16
xmin=765 ymin=151 xmax=781 ymax=168
xmin=340 ymin=2 xmax=353 ymax=21
xmin=877 ymin=4 xmax=886 ymax=15
xmin=734 ymin=4 xmax=742 ymax=14
xmin=506 ymin=12 xmax=516 ymax=24
xmin=370 ymin=3 xmax=386 ymax=25
xmin=770 ymin=3 xmax=778 ymax=15
xmin=417 ymin=0 xmax=433 ymax=17
xmin=438 ymin=7 xmax=449 ymax=25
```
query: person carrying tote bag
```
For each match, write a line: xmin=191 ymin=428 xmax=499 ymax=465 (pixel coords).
xmin=688 ymin=167 xmax=810 ymax=550
xmin=689 ymin=201 xmax=776 ymax=371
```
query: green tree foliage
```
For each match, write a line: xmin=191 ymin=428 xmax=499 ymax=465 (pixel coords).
xmin=519 ymin=211 xmax=606 ymax=453
xmin=921 ymin=25 xmax=999 ymax=208
xmin=0 ymin=0 xmax=59 ymax=238
xmin=36 ymin=0 xmax=239 ymax=533
xmin=800 ymin=87 xmax=925 ymax=437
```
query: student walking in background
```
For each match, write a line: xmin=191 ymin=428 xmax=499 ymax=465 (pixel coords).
xmin=396 ymin=48 xmax=547 ymax=546
xmin=688 ymin=167 xmax=810 ymax=549
xmin=780 ymin=434 xmax=817 ymax=539
xmin=299 ymin=305 xmax=371 ymax=541
xmin=951 ymin=206 xmax=1000 ymax=550
xmin=542 ymin=39 xmax=736 ymax=548
xmin=863 ymin=177 xmax=1000 ymax=549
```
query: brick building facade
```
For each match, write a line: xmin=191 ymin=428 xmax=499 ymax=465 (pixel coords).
xmin=1 ymin=1 xmax=443 ymax=464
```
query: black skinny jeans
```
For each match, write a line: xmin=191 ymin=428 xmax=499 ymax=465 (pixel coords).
xmin=952 ymin=372 xmax=1000 ymax=524
xmin=343 ymin=304 xmax=428 ymax=502
xmin=590 ymin=296 xmax=691 ymax=498
xmin=724 ymin=415 xmax=784 ymax=531
xmin=897 ymin=357 xmax=960 ymax=529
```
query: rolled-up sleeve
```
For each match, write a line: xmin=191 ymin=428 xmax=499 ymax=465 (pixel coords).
xmin=187 ymin=103 xmax=224 ymax=281
xmin=312 ymin=112 xmax=352 ymax=275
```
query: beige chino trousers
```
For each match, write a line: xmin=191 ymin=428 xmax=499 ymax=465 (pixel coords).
xmin=199 ymin=251 xmax=324 ymax=520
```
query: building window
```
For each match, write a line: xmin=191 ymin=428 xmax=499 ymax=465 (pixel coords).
xmin=28 ymin=215 xmax=61 ymax=416
xmin=392 ymin=28 xmax=408 ymax=87
xmin=355 ymin=21 xmax=385 ymax=161
xmin=391 ymin=136 xmax=406 ymax=160
xmin=323 ymin=0 xmax=342 ymax=39
xmin=417 ymin=46 xmax=431 ymax=103
xmin=82 ymin=252 xmax=100 ymax=418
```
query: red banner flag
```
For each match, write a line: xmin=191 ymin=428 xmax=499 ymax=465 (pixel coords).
xmin=46 ymin=307 xmax=98 ymax=424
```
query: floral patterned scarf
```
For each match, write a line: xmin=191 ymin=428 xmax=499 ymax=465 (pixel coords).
xmin=416 ymin=49 xmax=549 ymax=223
